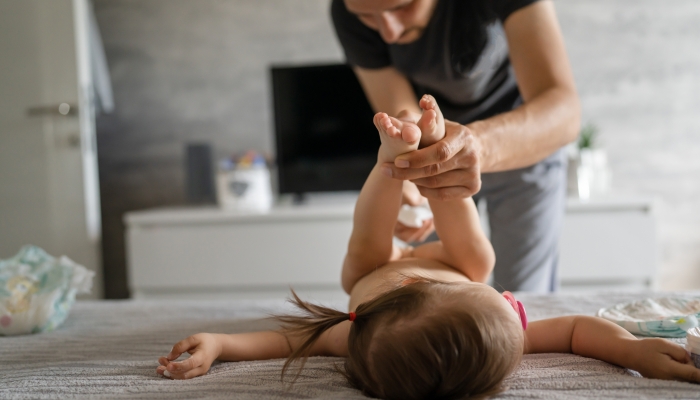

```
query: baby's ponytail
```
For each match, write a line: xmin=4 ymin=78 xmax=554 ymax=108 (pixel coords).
xmin=275 ymin=290 xmax=351 ymax=382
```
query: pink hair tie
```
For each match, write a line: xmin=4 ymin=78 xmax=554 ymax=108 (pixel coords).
xmin=348 ymin=312 xmax=357 ymax=322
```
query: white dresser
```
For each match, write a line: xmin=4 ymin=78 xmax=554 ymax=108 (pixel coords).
xmin=125 ymin=195 xmax=657 ymax=299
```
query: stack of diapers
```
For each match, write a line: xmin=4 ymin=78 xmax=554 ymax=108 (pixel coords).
xmin=598 ymin=298 xmax=700 ymax=338
xmin=0 ymin=245 xmax=93 ymax=336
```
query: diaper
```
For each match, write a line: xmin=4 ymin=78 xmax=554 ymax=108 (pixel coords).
xmin=0 ymin=245 xmax=94 ymax=336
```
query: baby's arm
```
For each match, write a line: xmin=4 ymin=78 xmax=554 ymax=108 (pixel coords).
xmin=412 ymin=196 xmax=495 ymax=283
xmin=525 ymin=316 xmax=700 ymax=383
xmin=157 ymin=323 xmax=349 ymax=379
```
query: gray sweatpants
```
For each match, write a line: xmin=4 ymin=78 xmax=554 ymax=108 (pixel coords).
xmin=475 ymin=148 xmax=568 ymax=293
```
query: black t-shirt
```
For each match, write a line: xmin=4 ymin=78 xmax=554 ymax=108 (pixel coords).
xmin=331 ymin=0 xmax=539 ymax=124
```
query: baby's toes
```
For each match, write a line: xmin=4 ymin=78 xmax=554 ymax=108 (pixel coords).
xmin=401 ymin=123 xmax=421 ymax=144
xmin=375 ymin=113 xmax=401 ymax=138
xmin=420 ymin=95 xmax=444 ymax=125
xmin=384 ymin=116 xmax=417 ymax=143
xmin=419 ymin=94 xmax=439 ymax=113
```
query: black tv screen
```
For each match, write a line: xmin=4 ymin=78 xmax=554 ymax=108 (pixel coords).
xmin=271 ymin=63 xmax=380 ymax=195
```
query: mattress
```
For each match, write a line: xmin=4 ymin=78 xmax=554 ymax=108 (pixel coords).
xmin=2 ymin=291 xmax=700 ymax=399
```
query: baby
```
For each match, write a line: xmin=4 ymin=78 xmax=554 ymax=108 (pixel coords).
xmin=157 ymin=95 xmax=700 ymax=399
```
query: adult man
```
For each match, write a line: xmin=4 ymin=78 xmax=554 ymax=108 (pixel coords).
xmin=331 ymin=0 xmax=580 ymax=292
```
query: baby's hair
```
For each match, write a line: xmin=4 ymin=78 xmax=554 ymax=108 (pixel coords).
xmin=276 ymin=278 xmax=523 ymax=400
xmin=275 ymin=290 xmax=350 ymax=381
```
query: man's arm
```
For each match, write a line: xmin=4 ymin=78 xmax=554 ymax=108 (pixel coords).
xmin=525 ymin=316 xmax=700 ymax=383
xmin=473 ymin=0 xmax=580 ymax=172
xmin=385 ymin=1 xmax=580 ymax=200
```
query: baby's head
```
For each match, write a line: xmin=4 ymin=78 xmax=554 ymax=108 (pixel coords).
xmin=345 ymin=280 xmax=524 ymax=399
xmin=279 ymin=280 xmax=524 ymax=400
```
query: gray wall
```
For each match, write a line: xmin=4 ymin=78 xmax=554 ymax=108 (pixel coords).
xmin=94 ymin=0 xmax=343 ymax=297
xmin=94 ymin=0 xmax=700 ymax=297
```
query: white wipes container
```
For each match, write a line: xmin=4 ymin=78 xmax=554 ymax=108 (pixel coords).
xmin=686 ymin=326 xmax=700 ymax=369
xmin=216 ymin=153 xmax=273 ymax=212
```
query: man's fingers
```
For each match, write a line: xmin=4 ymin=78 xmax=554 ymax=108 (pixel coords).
xmin=383 ymin=150 xmax=470 ymax=181
xmin=411 ymin=169 xmax=478 ymax=189
xmin=382 ymin=158 xmax=458 ymax=181
xmin=158 ymin=356 xmax=170 ymax=366
xmin=382 ymin=163 xmax=435 ymax=180
xmin=394 ymin=139 xmax=457 ymax=169
xmin=418 ymin=186 xmax=475 ymax=201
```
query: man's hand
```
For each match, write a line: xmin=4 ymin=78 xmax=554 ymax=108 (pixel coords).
xmin=381 ymin=120 xmax=483 ymax=201
xmin=628 ymin=338 xmax=700 ymax=383
xmin=156 ymin=333 xmax=222 ymax=380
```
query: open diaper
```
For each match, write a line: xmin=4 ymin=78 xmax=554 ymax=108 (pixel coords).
xmin=0 ymin=245 xmax=93 ymax=336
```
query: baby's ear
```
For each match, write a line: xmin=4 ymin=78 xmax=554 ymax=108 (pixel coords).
xmin=398 ymin=273 xmax=438 ymax=286
xmin=400 ymin=277 xmax=420 ymax=286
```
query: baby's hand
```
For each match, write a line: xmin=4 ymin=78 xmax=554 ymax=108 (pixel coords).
xmin=630 ymin=338 xmax=700 ymax=383
xmin=157 ymin=333 xmax=221 ymax=380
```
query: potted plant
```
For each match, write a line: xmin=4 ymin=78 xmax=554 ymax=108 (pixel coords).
xmin=573 ymin=123 xmax=611 ymax=199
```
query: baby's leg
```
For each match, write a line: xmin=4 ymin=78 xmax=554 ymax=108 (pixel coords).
xmin=411 ymin=95 xmax=495 ymax=282
xmin=375 ymin=112 xmax=421 ymax=164
xmin=341 ymin=113 xmax=421 ymax=293
xmin=416 ymin=94 xmax=446 ymax=148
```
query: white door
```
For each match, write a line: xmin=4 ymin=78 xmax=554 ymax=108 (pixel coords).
xmin=0 ymin=0 xmax=102 ymax=298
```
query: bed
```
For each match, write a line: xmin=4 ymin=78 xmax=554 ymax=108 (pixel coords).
xmin=2 ymin=291 xmax=699 ymax=399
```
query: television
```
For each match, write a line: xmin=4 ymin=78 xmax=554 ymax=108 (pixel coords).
xmin=271 ymin=63 xmax=380 ymax=195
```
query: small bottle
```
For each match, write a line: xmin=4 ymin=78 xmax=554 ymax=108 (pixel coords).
xmin=686 ymin=326 xmax=700 ymax=369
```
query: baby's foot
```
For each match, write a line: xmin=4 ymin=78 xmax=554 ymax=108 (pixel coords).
xmin=375 ymin=112 xmax=421 ymax=164
xmin=416 ymin=94 xmax=446 ymax=148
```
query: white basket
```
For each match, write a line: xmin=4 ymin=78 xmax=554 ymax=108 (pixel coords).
xmin=216 ymin=167 xmax=273 ymax=212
